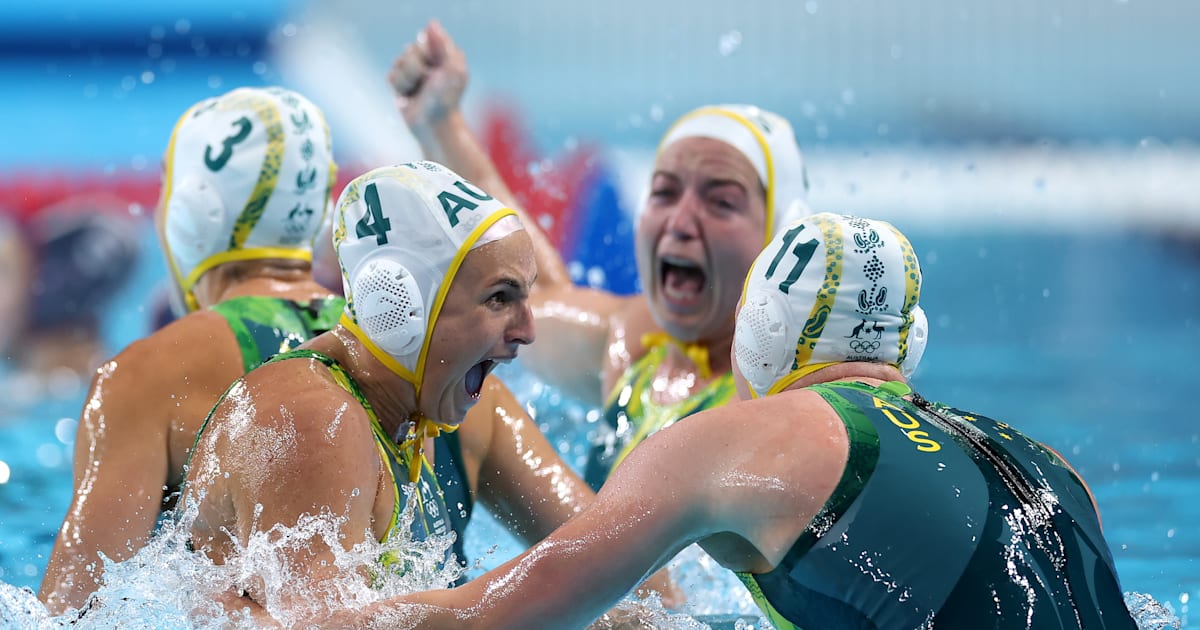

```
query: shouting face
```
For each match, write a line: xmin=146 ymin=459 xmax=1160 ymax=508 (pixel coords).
xmin=635 ymin=136 xmax=768 ymax=344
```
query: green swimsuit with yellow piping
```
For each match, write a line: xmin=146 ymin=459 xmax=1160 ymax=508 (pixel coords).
xmin=208 ymin=295 xmax=345 ymax=372
xmin=584 ymin=344 xmax=738 ymax=490
xmin=734 ymin=380 xmax=1134 ymax=629
xmin=163 ymin=295 xmax=343 ymax=508
xmin=268 ymin=349 xmax=452 ymax=558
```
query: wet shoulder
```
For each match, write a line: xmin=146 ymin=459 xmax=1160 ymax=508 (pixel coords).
xmin=94 ymin=310 xmax=241 ymax=405
xmin=235 ymin=356 xmax=361 ymax=424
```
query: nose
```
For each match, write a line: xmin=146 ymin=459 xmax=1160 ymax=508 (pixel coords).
xmin=506 ymin=299 xmax=536 ymax=347
xmin=663 ymin=189 xmax=702 ymax=241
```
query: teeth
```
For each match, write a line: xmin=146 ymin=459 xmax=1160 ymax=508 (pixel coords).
xmin=663 ymin=283 xmax=699 ymax=300
xmin=661 ymin=255 xmax=700 ymax=269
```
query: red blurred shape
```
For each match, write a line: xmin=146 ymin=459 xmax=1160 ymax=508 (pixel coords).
xmin=480 ymin=102 xmax=600 ymax=253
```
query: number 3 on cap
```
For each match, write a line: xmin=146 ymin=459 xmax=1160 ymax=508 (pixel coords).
xmin=356 ymin=182 xmax=393 ymax=245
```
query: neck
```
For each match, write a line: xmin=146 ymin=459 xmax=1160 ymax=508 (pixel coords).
xmin=194 ymin=260 xmax=334 ymax=309
xmin=647 ymin=327 xmax=735 ymax=381
xmin=782 ymin=362 xmax=906 ymax=392
xmin=305 ymin=327 xmax=420 ymax=442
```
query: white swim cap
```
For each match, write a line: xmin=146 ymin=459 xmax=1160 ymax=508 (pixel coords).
xmin=160 ymin=86 xmax=336 ymax=311
xmin=659 ymin=104 xmax=811 ymax=246
xmin=734 ymin=213 xmax=926 ymax=398
xmin=333 ymin=161 xmax=522 ymax=391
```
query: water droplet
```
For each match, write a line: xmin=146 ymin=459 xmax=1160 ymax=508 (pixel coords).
xmin=718 ymin=30 xmax=742 ymax=56
xmin=55 ymin=417 xmax=77 ymax=444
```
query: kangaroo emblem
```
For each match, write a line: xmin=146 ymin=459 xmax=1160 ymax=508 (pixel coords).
xmin=296 ymin=168 xmax=318 ymax=193
xmin=847 ymin=319 xmax=868 ymax=339
xmin=291 ymin=110 xmax=312 ymax=133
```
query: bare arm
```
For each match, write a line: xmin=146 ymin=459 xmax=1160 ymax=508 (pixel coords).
xmin=184 ymin=368 xmax=384 ymax=621
xmin=328 ymin=402 xmax=780 ymax=629
xmin=38 ymin=350 xmax=170 ymax=614
xmin=314 ymin=391 xmax=847 ymax=629
xmin=453 ymin=376 xmax=682 ymax=607
xmin=339 ymin=463 xmax=703 ymax=629
xmin=468 ymin=377 xmax=592 ymax=543
xmin=389 ymin=20 xmax=633 ymax=405
xmin=39 ymin=315 xmax=244 ymax=614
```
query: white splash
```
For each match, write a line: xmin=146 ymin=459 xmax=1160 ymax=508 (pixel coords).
xmin=0 ymin=493 xmax=460 ymax=629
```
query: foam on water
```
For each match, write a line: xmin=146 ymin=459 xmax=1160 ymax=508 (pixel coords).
xmin=0 ymin=486 xmax=723 ymax=629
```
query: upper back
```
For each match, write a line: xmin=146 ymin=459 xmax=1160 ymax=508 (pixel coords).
xmin=138 ymin=295 xmax=342 ymax=493
xmin=208 ymin=294 xmax=345 ymax=371
xmin=729 ymin=380 xmax=1133 ymax=629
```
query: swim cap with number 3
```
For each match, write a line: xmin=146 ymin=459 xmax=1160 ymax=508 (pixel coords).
xmin=160 ymin=86 xmax=336 ymax=311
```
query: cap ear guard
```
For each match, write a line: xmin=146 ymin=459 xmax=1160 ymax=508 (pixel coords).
xmin=900 ymin=305 xmax=928 ymax=379
xmin=163 ymin=174 xmax=227 ymax=310
xmin=734 ymin=288 xmax=794 ymax=397
xmin=349 ymin=256 xmax=425 ymax=357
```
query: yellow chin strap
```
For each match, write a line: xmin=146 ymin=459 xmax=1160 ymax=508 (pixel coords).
xmin=762 ymin=361 xmax=904 ymax=397
xmin=179 ymin=247 xmax=314 ymax=311
xmin=640 ymin=332 xmax=713 ymax=380
xmin=763 ymin=362 xmax=837 ymax=397
xmin=340 ymin=313 xmax=460 ymax=482
xmin=402 ymin=414 xmax=453 ymax=483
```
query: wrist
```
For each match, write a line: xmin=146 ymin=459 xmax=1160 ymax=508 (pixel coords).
xmin=410 ymin=107 xmax=467 ymax=144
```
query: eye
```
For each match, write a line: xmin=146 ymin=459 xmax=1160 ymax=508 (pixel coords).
xmin=486 ymin=290 xmax=512 ymax=308
xmin=710 ymin=196 xmax=740 ymax=212
xmin=648 ymin=187 xmax=677 ymax=202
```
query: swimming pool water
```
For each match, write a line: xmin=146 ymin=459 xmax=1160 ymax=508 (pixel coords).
xmin=0 ymin=225 xmax=1196 ymax=627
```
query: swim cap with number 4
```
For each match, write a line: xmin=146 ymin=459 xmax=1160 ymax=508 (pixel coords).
xmin=333 ymin=161 xmax=522 ymax=384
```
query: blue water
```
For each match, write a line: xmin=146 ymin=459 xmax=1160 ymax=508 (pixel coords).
xmin=0 ymin=223 xmax=1196 ymax=627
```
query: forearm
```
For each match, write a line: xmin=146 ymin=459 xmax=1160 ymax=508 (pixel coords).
xmin=413 ymin=109 xmax=573 ymax=290
xmin=40 ymin=499 xmax=159 ymax=613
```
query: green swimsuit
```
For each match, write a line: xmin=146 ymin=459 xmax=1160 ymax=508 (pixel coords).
xmin=208 ymin=295 xmax=345 ymax=371
xmin=584 ymin=344 xmax=738 ymax=490
xmin=735 ymin=381 xmax=1135 ymax=629
xmin=211 ymin=296 xmax=470 ymax=571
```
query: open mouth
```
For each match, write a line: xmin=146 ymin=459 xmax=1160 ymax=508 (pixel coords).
xmin=464 ymin=359 xmax=496 ymax=400
xmin=659 ymin=255 xmax=707 ymax=307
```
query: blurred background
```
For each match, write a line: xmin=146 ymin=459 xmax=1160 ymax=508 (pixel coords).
xmin=0 ymin=0 xmax=1196 ymax=626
